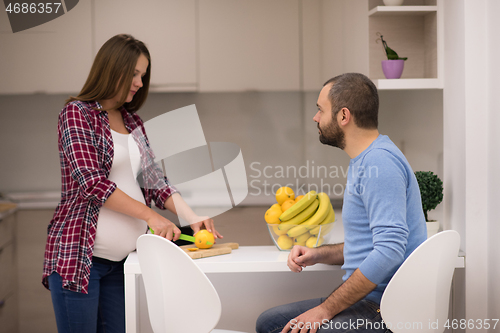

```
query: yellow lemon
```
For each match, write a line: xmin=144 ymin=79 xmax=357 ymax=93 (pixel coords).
xmin=272 ymin=225 xmax=287 ymax=236
xmin=306 ymin=236 xmax=324 ymax=248
xmin=275 ymin=186 xmax=295 ymax=205
xmin=265 ymin=208 xmax=281 ymax=224
xmin=270 ymin=203 xmax=282 ymax=213
xmin=281 ymin=199 xmax=295 ymax=212
xmin=194 ymin=230 xmax=215 ymax=249
xmin=276 ymin=235 xmax=293 ymax=250
xmin=295 ymin=195 xmax=304 ymax=203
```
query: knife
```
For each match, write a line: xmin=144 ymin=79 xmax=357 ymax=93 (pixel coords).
xmin=149 ymin=228 xmax=213 ymax=246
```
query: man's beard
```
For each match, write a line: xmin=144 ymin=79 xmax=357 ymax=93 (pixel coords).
xmin=318 ymin=119 xmax=345 ymax=150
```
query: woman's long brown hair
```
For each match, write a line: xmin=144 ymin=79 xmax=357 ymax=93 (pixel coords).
xmin=66 ymin=34 xmax=151 ymax=113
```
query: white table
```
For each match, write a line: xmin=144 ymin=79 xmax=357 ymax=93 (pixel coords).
xmin=124 ymin=245 xmax=345 ymax=333
xmin=125 ymin=205 xmax=467 ymax=333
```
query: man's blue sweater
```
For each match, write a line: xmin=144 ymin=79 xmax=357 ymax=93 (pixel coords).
xmin=341 ymin=134 xmax=427 ymax=304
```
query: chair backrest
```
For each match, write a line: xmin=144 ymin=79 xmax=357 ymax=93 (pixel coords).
xmin=137 ymin=234 xmax=222 ymax=333
xmin=380 ymin=230 xmax=460 ymax=333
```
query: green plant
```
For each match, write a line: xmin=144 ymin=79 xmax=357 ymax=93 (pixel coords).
xmin=377 ymin=32 xmax=407 ymax=61
xmin=415 ymin=171 xmax=443 ymax=222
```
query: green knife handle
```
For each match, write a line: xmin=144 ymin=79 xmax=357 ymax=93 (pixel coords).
xmin=149 ymin=229 xmax=212 ymax=245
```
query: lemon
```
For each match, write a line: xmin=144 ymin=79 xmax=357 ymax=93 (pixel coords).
xmin=295 ymin=195 xmax=304 ymax=203
xmin=194 ymin=230 xmax=215 ymax=249
xmin=275 ymin=186 xmax=295 ymax=205
xmin=265 ymin=208 xmax=281 ymax=224
xmin=276 ymin=235 xmax=293 ymax=250
xmin=272 ymin=225 xmax=287 ymax=236
xmin=281 ymin=199 xmax=295 ymax=212
xmin=306 ymin=236 xmax=324 ymax=248
xmin=270 ymin=203 xmax=282 ymax=213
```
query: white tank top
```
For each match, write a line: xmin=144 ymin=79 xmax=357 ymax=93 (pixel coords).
xmin=93 ymin=129 xmax=148 ymax=261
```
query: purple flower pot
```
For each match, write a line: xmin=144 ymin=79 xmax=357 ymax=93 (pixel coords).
xmin=381 ymin=60 xmax=405 ymax=79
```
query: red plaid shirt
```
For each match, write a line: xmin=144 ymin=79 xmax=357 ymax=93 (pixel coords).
xmin=43 ymin=100 xmax=177 ymax=294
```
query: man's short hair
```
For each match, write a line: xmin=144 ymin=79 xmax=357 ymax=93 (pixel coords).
xmin=324 ymin=73 xmax=379 ymax=129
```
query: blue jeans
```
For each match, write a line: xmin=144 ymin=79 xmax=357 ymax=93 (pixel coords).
xmin=256 ymin=298 xmax=391 ymax=333
xmin=48 ymin=257 xmax=126 ymax=333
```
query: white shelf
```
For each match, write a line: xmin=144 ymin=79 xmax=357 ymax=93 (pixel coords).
xmin=373 ymin=78 xmax=443 ymax=90
xmin=369 ymin=6 xmax=438 ymax=17
xmin=368 ymin=1 xmax=443 ymax=90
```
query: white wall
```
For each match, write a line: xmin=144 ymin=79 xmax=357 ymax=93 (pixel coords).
xmin=0 ymin=89 xmax=443 ymax=206
xmin=444 ymin=0 xmax=500 ymax=326
xmin=486 ymin=0 xmax=500 ymax=321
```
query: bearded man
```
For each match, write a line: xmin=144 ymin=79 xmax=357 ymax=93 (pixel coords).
xmin=256 ymin=73 xmax=427 ymax=333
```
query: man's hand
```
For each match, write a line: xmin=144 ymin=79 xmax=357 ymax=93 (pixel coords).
xmin=281 ymin=304 xmax=333 ymax=333
xmin=287 ymin=245 xmax=321 ymax=272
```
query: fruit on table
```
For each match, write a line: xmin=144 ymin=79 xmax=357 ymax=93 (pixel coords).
xmin=279 ymin=190 xmax=317 ymax=221
xmin=287 ymin=192 xmax=331 ymax=237
xmin=270 ymin=203 xmax=282 ymax=213
xmin=310 ymin=206 xmax=335 ymax=235
xmin=194 ymin=230 xmax=215 ymax=249
xmin=294 ymin=195 xmax=304 ymax=202
xmin=281 ymin=199 xmax=296 ymax=212
xmin=272 ymin=225 xmax=287 ymax=236
xmin=275 ymin=186 xmax=295 ymax=205
xmin=265 ymin=208 xmax=281 ymax=224
xmin=293 ymin=232 xmax=310 ymax=244
xmin=266 ymin=189 xmax=335 ymax=249
xmin=306 ymin=236 xmax=324 ymax=248
xmin=277 ymin=235 xmax=293 ymax=250
xmin=278 ymin=198 xmax=319 ymax=231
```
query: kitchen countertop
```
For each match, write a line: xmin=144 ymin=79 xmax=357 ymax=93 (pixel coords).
xmin=0 ymin=202 xmax=18 ymax=219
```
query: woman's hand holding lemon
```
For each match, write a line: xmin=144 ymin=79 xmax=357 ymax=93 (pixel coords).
xmin=190 ymin=216 xmax=223 ymax=240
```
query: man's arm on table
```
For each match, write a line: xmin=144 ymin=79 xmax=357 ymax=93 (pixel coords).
xmin=283 ymin=244 xmax=376 ymax=333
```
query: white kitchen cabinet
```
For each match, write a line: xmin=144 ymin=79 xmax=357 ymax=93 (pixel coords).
xmin=94 ymin=0 xmax=197 ymax=92
xmin=368 ymin=0 xmax=443 ymax=89
xmin=198 ymin=0 xmax=301 ymax=91
xmin=0 ymin=1 xmax=93 ymax=94
xmin=301 ymin=0 xmax=369 ymax=91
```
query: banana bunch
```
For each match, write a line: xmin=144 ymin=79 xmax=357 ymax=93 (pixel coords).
xmin=265 ymin=187 xmax=335 ymax=250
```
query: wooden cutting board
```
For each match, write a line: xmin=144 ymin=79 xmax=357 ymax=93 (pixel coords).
xmin=180 ymin=242 xmax=239 ymax=259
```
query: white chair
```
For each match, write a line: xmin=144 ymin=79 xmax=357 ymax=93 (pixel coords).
xmin=136 ymin=234 xmax=247 ymax=333
xmin=380 ymin=230 xmax=461 ymax=333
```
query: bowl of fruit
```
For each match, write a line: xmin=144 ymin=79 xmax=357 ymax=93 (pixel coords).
xmin=265 ymin=187 xmax=335 ymax=251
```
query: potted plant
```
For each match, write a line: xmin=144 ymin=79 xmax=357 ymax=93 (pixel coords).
xmin=415 ymin=171 xmax=443 ymax=238
xmin=376 ymin=33 xmax=407 ymax=79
